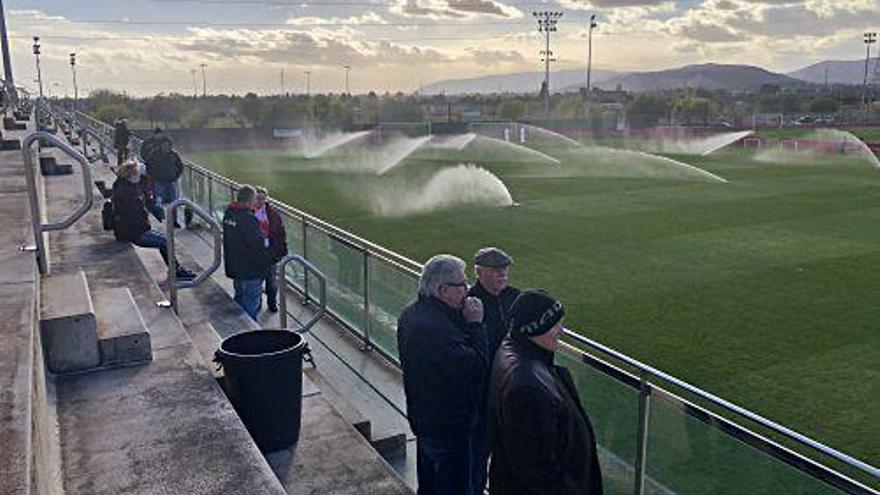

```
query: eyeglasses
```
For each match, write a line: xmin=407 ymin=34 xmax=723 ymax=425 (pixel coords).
xmin=443 ymin=281 xmax=469 ymax=288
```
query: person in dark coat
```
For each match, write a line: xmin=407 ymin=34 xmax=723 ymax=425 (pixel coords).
xmin=223 ymin=185 xmax=271 ymax=320
xmin=397 ymin=254 xmax=489 ymax=495
xmin=142 ymin=130 xmax=184 ymax=227
xmin=113 ymin=119 xmax=131 ymax=166
xmin=468 ymin=246 xmax=521 ymax=494
xmin=255 ymin=187 xmax=288 ymax=313
xmin=111 ymin=162 xmax=194 ymax=280
xmin=488 ymin=290 xmax=603 ymax=495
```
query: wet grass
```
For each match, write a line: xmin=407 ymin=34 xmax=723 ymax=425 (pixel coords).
xmin=189 ymin=139 xmax=880 ymax=471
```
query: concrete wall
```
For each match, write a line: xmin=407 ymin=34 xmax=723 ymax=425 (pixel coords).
xmin=31 ymin=290 xmax=64 ymax=495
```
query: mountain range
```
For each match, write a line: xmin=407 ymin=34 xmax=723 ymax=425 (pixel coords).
xmin=421 ymin=59 xmax=879 ymax=95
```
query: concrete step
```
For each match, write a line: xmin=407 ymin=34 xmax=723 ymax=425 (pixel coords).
xmin=93 ymin=287 xmax=153 ymax=367
xmin=40 ymin=270 xmax=100 ymax=373
xmin=304 ymin=367 xmax=372 ymax=440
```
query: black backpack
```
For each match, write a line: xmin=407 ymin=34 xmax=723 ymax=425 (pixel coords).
xmin=101 ymin=200 xmax=115 ymax=231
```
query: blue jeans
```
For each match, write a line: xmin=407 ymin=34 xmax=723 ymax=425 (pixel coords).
xmin=264 ymin=262 xmax=278 ymax=306
xmin=416 ymin=429 xmax=474 ymax=495
xmin=154 ymin=181 xmax=179 ymax=224
xmin=233 ymin=278 xmax=263 ymax=320
xmin=153 ymin=181 xmax=178 ymax=205
xmin=132 ymin=229 xmax=169 ymax=265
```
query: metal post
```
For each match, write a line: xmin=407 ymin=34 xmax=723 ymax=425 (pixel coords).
xmin=166 ymin=208 xmax=178 ymax=311
xmin=633 ymin=377 xmax=652 ymax=495
xmin=207 ymin=176 xmax=214 ymax=220
xmin=302 ymin=219 xmax=310 ymax=301
xmin=69 ymin=52 xmax=78 ymax=108
xmin=361 ymin=249 xmax=372 ymax=351
xmin=0 ymin=0 xmax=14 ymax=87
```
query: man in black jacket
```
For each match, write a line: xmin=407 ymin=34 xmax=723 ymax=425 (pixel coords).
xmin=488 ymin=290 xmax=603 ymax=495
xmin=111 ymin=162 xmax=194 ymax=280
xmin=397 ymin=254 xmax=488 ymax=495
xmin=468 ymin=246 xmax=521 ymax=493
xmin=143 ymin=131 xmax=184 ymax=227
xmin=223 ymin=185 xmax=270 ymax=320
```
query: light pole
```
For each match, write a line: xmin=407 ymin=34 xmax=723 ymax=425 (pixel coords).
xmin=32 ymin=36 xmax=43 ymax=98
xmin=0 ymin=0 xmax=14 ymax=88
xmin=304 ymin=70 xmax=311 ymax=96
xmin=863 ymin=32 xmax=877 ymax=124
xmin=280 ymin=68 xmax=285 ymax=96
xmin=69 ymin=52 xmax=78 ymax=108
xmin=190 ymin=68 xmax=197 ymax=98
xmin=199 ymin=63 xmax=207 ymax=97
xmin=586 ymin=14 xmax=597 ymax=99
xmin=341 ymin=64 xmax=351 ymax=96
xmin=533 ymin=10 xmax=562 ymax=118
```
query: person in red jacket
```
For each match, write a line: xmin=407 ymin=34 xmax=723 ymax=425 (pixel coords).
xmin=255 ymin=187 xmax=289 ymax=313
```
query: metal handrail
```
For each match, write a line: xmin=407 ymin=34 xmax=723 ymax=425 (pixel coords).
xmin=78 ymin=126 xmax=111 ymax=163
xmin=164 ymin=198 xmax=222 ymax=312
xmin=63 ymin=105 xmax=880 ymax=493
xmin=20 ymin=131 xmax=94 ymax=274
xmin=561 ymin=330 xmax=880 ymax=480
xmin=277 ymin=254 xmax=326 ymax=332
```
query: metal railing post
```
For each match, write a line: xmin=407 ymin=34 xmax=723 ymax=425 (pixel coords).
xmin=302 ymin=219 xmax=310 ymax=301
xmin=633 ymin=377 xmax=651 ymax=495
xmin=361 ymin=249 xmax=372 ymax=351
xmin=278 ymin=254 xmax=326 ymax=332
xmin=20 ymin=131 xmax=94 ymax=275
xmin=160 ymin=198 xmax=222 ymax=312
xmin=207 ymin=176 xmax=214 ymax=221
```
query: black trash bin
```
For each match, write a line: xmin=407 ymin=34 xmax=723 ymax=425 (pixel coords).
xmin=214 ymin=330 xmax=306 ymax=453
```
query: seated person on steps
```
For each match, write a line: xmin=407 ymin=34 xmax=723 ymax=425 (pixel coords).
xmin=111 ymin=161 xmax=195 ymax=280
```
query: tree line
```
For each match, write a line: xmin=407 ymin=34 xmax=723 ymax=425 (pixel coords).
xmin=74 ymin=84 xmax=878 ymax=131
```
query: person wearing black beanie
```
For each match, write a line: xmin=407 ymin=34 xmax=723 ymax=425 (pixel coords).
xmin=487 ymin=290 xmax=604 ymax=495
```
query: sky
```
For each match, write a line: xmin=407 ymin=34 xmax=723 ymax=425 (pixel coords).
xmin=4 ymin=0 xmax=878 ymax=96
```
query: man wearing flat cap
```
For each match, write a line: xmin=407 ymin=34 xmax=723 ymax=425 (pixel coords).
xmin=469 ymin=246 xmax=521 ymax=493
xmin=488 ymin=290 xmax=603 ymax=495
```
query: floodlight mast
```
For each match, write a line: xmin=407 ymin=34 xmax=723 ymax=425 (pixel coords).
xmin=0 ymin=0 xmax=14 ymax=88
xmin=69 ymin=52 xmax=78 ymax=108
xmin=199 ymin=63 xmax=207 ymax=97
xmin=33 ymin=36 xmax=43 ymax=98
xmin=341 ymin=64 xmax=351 ymax=96
xmin=586 ymin=14 xmax=597 ymax=101
xmin=534 ymin=11 xmax=563 ymax=118
xmin=863 ymin=32 xmax=877 ymax=124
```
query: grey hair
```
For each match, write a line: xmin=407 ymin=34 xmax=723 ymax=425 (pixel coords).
xmin=236 ymin=185 xmax=257 ymax=204
xmin=419 ymin=254 xmax=466 ymax=298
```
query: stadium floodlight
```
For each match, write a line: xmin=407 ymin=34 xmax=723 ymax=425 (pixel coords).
xmin=533 ymin=10 xmax=563 ymax=118
xmin=199 ymin=63 xmax=207 ymax=97
xmin=0 ymin=0 xmax=14 ymax=86
xmin=69 ymin=52 xmax=78 ymax=107
xmin=586 ymin=14 xmax=597 ymax=99
xmin=341 ymin=64 xmax=351 ymax=97
xmin=863 ymin=32 xmax=877 ymax=124
xmin=32 ymin=36 xmax=42 ymax=98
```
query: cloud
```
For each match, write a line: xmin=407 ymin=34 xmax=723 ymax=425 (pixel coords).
xmin=286 ymin=12 xmax=388 ymax=26
xmin=466 ymin=47 xmax=527 ymax=65
xmin=389 ymin=0 xmax=522 ymax=19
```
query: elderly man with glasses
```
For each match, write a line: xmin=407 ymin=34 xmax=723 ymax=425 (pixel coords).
xmin=397 ymin=254 xmax=489 ymax=495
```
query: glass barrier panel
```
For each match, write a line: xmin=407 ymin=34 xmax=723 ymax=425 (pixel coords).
xmin=211 ymin=181 xmax=234 ymax=223
xmin=645 ymin=391 xmax=845 ymax=495
xmin=366 ymin=256 xmax=418 ymax=363
xmin=303 ymin=224 xmax=366 ymax=336
xmin=556 ymin=350 xmax=640 ymax=495
xmin=178 ymin=167 xmax=192 ymax=198
xmin=193 ymin=171 xmax=208 ymax=210
xmin=281 ymin=214 xmax=306 ymax=292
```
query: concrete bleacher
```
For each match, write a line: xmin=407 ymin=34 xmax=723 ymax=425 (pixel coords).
xmin=0 ymin=112 xmax=413 ymax=494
